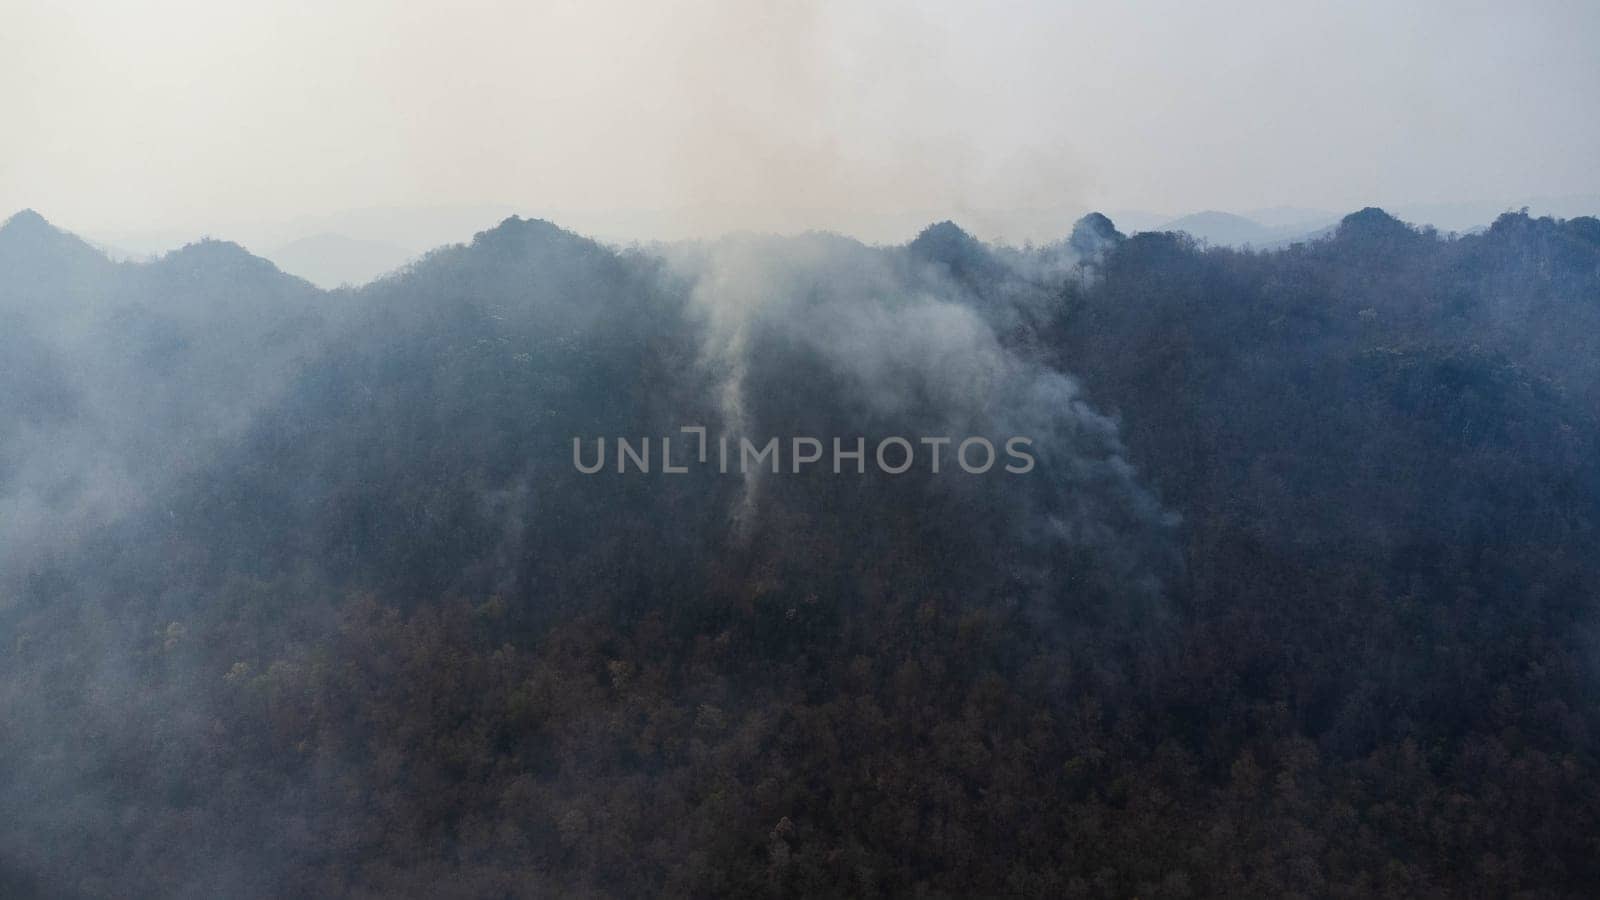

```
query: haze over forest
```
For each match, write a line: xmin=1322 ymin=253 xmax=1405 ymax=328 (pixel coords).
xmin=4 ymin=1 xmax=1600 ymax=897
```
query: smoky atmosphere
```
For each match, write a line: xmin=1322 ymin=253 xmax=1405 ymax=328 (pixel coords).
xmin=3 ymin=2 xmax=1600 ymax=898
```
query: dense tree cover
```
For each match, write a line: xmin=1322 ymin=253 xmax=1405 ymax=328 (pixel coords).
xmin=1 ymin=207 xmax=1598 ymax=897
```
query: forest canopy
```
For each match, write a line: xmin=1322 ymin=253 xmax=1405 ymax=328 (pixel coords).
xmin=2 ymin=205 xmax=1599 ymax=898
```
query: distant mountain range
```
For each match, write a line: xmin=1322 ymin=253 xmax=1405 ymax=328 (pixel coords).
xmin=1114 ymin=194 xmax=1600 ymax=249
xmin=67 ymin=194 xmax=1600 ymax=288
xmin=259 ymin=212 xmax=1339 ymax=284
xmin=267 ymin=232 xmax=417 ymax=287
xmin=1151 ymin=210 xmax=1338 ymax=248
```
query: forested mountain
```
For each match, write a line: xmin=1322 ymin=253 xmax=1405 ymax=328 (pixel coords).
xmin=2 ymin=205 xmax=1599 ymax=898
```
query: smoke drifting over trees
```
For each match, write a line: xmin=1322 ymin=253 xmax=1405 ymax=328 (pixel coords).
xmin=2 ymin=205 xmax=1600 ymax=897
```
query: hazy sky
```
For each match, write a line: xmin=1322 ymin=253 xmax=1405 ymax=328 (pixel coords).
xmin=3 ymin=0 xmax=1598 ymax=243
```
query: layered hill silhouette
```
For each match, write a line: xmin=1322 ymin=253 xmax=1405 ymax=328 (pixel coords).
xmin=2 ymin=204 xmax=1600 ymax=897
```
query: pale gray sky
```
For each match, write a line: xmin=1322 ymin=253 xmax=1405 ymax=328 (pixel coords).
xmin=3 ymin=0 xmax=1598 ymax=245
